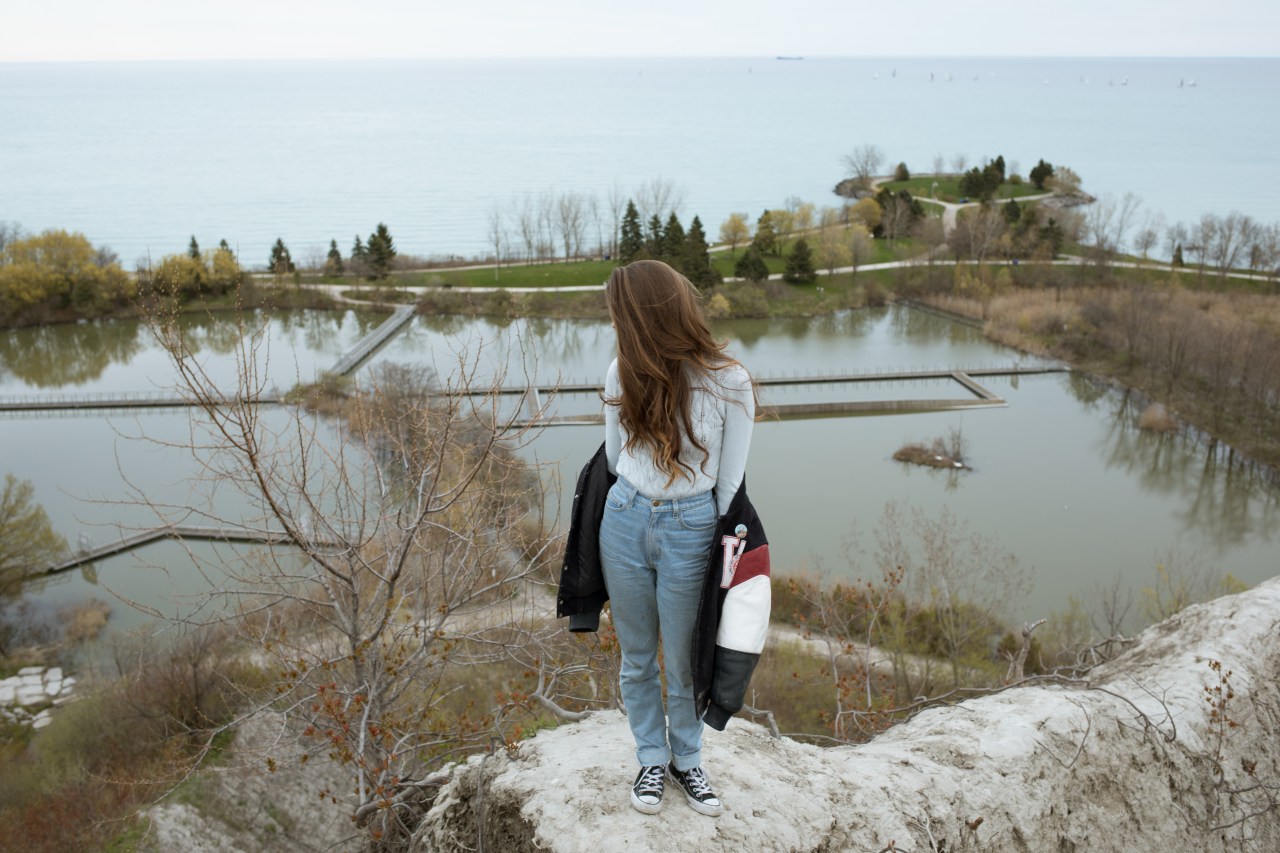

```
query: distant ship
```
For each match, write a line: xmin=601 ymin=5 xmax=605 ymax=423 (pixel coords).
xmin=776 ymin=56 xmax=804 ymax=60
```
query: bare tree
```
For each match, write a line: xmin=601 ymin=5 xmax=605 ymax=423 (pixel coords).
xmin=135 ymin=305 xmax=580 ymax=848
xmin=1210 ymin=211 xmax=1251 ymax=281
xmin=932 ymin=152 xmax=945 ymax=177
xmin=605 ymin=182 xmax=628 ymax=259
xmin=634 ymin=177 xmax=685 ymax=225
xmin=1134 ymin=210 xmax=1165 ymax=262
xmin=515 ymin=196 xmax=537 ymax=264
xmin=555 ymin=192 xmax=586 ymax=262
xmin=840 ymin=144 xmax=886 ymax=194
xmin=949 ymin=153 xmax=969 ymax=175
xmin=486 ymin=204 xmax=506 ymax=281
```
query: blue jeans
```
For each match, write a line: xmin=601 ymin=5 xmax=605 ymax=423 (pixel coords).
xmin=599 ymin=477 xmax=718 ymax=772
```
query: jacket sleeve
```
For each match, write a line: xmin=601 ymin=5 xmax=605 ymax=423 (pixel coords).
xmin=702 ymin=538 xmax=771 ymax=730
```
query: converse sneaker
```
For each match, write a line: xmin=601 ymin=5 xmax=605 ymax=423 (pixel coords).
xmin=630 ymin=764 xmax=665 ymax=814
xmin=666 ymin=763 xmax=723 ymax=816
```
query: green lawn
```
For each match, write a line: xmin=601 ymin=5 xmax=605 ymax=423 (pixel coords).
xmin=882 ymin=177 xmax=1045 ymax=203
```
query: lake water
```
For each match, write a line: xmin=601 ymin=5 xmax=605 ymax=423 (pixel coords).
xmin=2 ymin=57 xmax=1278 ymax=267
xmin=7 ymin=305 xmax=1277 ymax=632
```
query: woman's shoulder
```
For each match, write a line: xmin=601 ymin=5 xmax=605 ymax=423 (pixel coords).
xmin=712 ymin=360 xmax=752 ymax=391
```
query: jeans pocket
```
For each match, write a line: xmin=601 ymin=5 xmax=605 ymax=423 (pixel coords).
xmin=678 ymin=500 xmax=717 ymax=532
xmin=605 ymin=482 xmax=631 ymax=512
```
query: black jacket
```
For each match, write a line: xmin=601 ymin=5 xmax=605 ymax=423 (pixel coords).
xmin=557 ymin=442 xmax=771 ymax=731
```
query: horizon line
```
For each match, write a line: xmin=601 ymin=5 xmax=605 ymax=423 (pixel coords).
xmin=4 ymin=53 xmax=1278 ymax=65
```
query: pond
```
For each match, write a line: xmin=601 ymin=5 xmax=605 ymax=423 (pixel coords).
xmin=4 ymin=304 xmax=1277 ymax=633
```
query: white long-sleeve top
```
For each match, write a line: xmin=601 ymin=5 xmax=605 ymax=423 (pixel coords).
xmin=604 ymin=358 xmax=754 ymax=516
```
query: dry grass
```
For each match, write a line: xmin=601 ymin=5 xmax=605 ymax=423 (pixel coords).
xmin=1137 ymin=403 xmax=1178 ymax=432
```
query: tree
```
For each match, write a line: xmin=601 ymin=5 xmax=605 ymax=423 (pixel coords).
xmin=683 ymin=216 xmax=720 ymax=290
xmin=633 ymin=176 xmax=685 ymax=225
xmin=848 ymin=197 xmax=882 ymax=232
xmin=188 ymin=236 xmax=201 ymax=259
xmin=734 ymin=247 xmax=769 ymax=282
xmin=486 ymin=205 xmax=505 ymax=280
xmin=783 ymin=238 xmax=817 ymax=284
xmin=661 ymin=213 xmax=686 ymax=265
xmin=751 ymin=210 xmax=777 ymax=254
xmin=840 ymin=144 xmax=886 ymax=195
xmin=269 ymin=238 xmax=295 ymax=275
xmin=1029 ymin=159 xmax=1055 ymax=190
xmin=324 ymin=240 xmax=344 ymax=276
xmin=0 ymin=229 xmax=133 ymax=324
xmin=893 ymin=162 xmax=910 ymax=183
xmin=816 ymin=227 xmax=851 ymax=279
xmin=0 ymin=475 xmax=66 ymax=656
xmin=1047 ymin=166 xmax=1082 ymax=197
xmin=366 ymin=223 xmax=397 ymax=280
xmin=848 ymin=223 xmax=874 ymax=278
xmin=555 ymin=193 xmax=586 ymax=262
xmin=1004 ymin=198 xmax=1022 ymax=224
xmin=0 ymin=474 xmax=66 ymax=602
xmin=1172 ymin=243 xmax=1185 ymax=267
xmin=645 ymin=214 xmax=664 ymax=258
xmin=719 ymin=213 xmax=750 ymax=253
xmin=619 ymin=201 xmax=644 ymax=263
xmin=139 ymin=309 xmax=571 ymax=847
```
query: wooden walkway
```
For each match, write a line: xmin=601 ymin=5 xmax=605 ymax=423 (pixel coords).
xmin=329 ymin=304 xmax=416 ymax=376
xmin=42 ymin=524 xmax=327 ymax=576
xmin=0 ymin=361 xmax=1067 ymax=418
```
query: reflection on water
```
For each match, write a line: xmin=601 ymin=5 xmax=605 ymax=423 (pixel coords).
xmin=5 ymin=304 xmax=1278 ymax=629
xmin=1081 ymin=378 xmax=1280 ymax=551
xmin=0 ymin=320 xmax=143 ymax=387
xmin=0 ymin=308 xmax=380 ymax=395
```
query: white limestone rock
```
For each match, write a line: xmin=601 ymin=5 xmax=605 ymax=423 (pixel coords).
xmin=413 ymin=576 xmax=1280 ymax=852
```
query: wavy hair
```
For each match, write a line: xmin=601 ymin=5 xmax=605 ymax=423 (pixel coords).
xmin=604 ymin=260 xmax=751 ymax=486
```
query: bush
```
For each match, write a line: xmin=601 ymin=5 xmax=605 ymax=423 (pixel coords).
xmin=893 ymin=162 xmax=910 ymax=182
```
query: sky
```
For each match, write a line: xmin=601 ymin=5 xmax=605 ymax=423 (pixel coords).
xmin=2 ymin=0 xmax=1276 ymax=62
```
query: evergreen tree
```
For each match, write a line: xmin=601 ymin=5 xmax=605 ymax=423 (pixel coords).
xmin=325 ymin=239 xmax=344 ymax=276
xmin=188 ymin=236 xmax=200 ymax=259
xmin=645 ymin=214 xmax=664 ymax=258
xmin=1029 ymin=159 xmax=1055 ymax=190
xmin=734 ymin=246 xmax=769 ymax=283
xmin=366 ymin=222 xmax=397 ymax=280
xmin=619 ymin=201 xmax=644 ymax=263
xmin=269 ymin=238 xmax=295 ymax=274
xmin=218 ymin=239 xmax=233 ymax=256
xmin=751 ymin=210 xmax=777 ymax=254
xmin=683 ymin=216 xmax=721 ymax=290
xmin=783 ymin=238 xmax=817 ymax=284
xmin=1172 ymin=243 xmax=1185 ymax=267
xmin=661 ymin=213 xmax=686 ymax=266
xmin=893 ymin=162 xmax=911 ymax=182
xmin=993 ymin=155 xmax=1006 ymax=182
xmin=1004 ymin=198 xmax=1022 ymax=224
xmin=1038 ymin=218 xmax=1065 ymax=257
xmin=352 ymin=235 xmax=367 ymax=261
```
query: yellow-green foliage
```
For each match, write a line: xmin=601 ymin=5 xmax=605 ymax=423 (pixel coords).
xmin=0 ymin=230 xmax=133 ymax=324
xmin=141 ymin=248 xmax=245 ymax=300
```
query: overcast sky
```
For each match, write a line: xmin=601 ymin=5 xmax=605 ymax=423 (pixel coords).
xmin=3 ymin=0 xmax=1276 ymax=62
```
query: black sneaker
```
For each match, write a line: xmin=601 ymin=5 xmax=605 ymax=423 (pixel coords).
xmin=630 ymin=764 xmax=665 ymax=814
xmin=666 ymin=763 xmax=723 ymax=816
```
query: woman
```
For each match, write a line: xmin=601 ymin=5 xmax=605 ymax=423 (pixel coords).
xmin=600 ymin=259 xmax=755 ymax=817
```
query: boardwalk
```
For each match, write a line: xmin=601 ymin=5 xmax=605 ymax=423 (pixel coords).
xmin=494 ymin=364 xmax=1069 ymax=428
xmin=43 ymin=523 xmax=330 ymax=576
xmin=330 ymin=304 xmax=416 ymax=376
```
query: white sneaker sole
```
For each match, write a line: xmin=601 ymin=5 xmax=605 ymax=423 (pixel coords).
xmin=630 ymin=790 xmax=662 ymax=815
xmin=667 ymin=769 xmax=723 ymax=817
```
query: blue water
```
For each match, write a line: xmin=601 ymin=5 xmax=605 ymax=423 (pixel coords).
xmin=2 ymin=57 xmax=1277 ymax=267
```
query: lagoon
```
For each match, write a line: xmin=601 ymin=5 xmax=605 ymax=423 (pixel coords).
xmin=5 ymin=304 xmax=1276 ymax=632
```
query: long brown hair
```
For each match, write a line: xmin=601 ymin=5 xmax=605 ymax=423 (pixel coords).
xmin=605 ymin=260 xmax=749 ymax=486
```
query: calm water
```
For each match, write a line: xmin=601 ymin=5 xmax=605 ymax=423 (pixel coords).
xmin=7 ymin=305 xmax=1277 ymax=631
xmin=2 ymin=57 xmax=1278 ymax=267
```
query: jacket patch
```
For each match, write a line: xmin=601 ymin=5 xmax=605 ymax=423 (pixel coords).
xmin=715 ymin=575 xmax=771 ymax=654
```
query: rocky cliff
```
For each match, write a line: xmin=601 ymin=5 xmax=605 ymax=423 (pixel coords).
xmin=412 ymin=577 xmax=1280 ymax=852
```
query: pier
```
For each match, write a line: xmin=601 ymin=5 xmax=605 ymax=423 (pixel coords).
xmin=329 ymin=304 xmax=416 ymax=376
xmin=43 ymin=523 xmax=331 ymax=576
